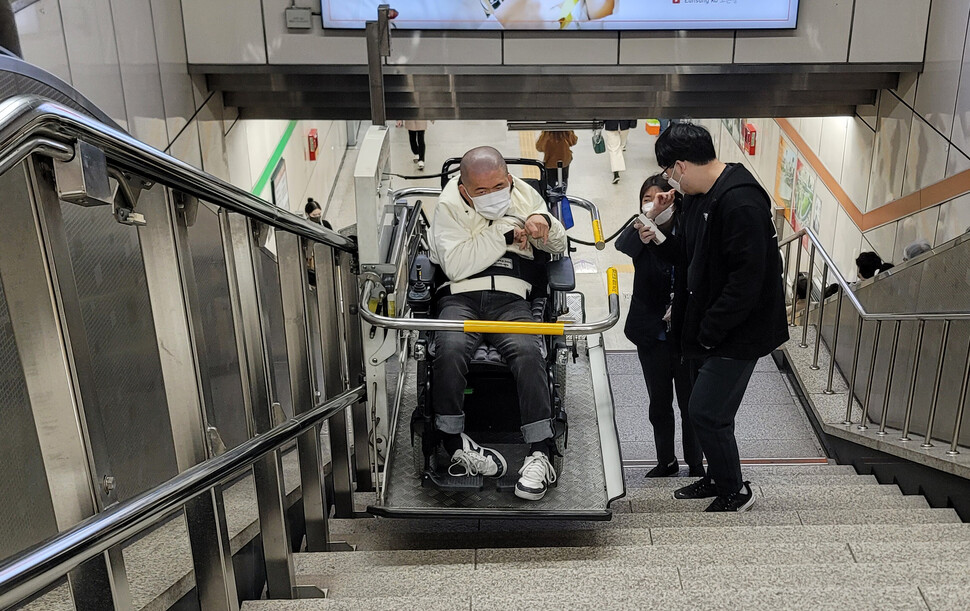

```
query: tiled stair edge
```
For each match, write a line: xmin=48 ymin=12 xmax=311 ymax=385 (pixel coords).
xmin=782 ymin=325 xmax=970 ymax=482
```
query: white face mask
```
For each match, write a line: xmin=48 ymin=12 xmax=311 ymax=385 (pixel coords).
xmin=667 ymin=164 xmax=686 ymax=196
xmin=469 ymin=185 xmax=512 ymax=220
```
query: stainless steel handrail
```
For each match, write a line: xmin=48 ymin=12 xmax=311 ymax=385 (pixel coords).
xmin=359 ymin=278 xmax=621 ymax=335
xmin=0 ymin=95 xmax=356 ymax=253
xmin=0 ymin=385 xmax=366 ymax=609
xmin=779 ymin=227 xmax=970 ymax=321
xmin=565 ymin=195 xmax=606 ymax=250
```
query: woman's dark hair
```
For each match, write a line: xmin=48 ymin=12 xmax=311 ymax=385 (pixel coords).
xmin=655 ymin=122 xmax=717 ymax=168
xmin=855 ymin=251 xmax=894 ymax=279
xmin=304 ymin=198 xmax=322 ymax=217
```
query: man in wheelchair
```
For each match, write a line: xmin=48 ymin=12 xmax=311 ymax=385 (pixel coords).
xmin=429 ymin=146 xmax=567 ymax=500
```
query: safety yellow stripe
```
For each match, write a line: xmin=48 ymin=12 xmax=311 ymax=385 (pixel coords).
xmin=463 ymin=320 xmax=565 ymax=336
xmin=559 ymin=0 xmax=580 ymax=28
xmin=592 ymin=219 xmax=604 ymax=244
xmin=607 ymin=267 xmax=619 ymax=296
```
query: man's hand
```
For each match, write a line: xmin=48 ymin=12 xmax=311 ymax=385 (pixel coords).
xmin=524 ymin=214 xmax=550 ymax=244
xmin=645 ymin=189 xmax=676 ymax=219
xmin=513 ymin=227 xmax=530 ymax=250
xmin=633 ymin=218 xmax=657 ymax=244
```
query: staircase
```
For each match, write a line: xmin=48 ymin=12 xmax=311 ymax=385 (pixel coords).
xmin=240 ymin=464 xmax=968 ymax=610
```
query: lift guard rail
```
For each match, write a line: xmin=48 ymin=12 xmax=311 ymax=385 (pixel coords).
xmin=360 ymin=268 xmax=621 ymax=335
xmin=565 ymin=195 xmax=606 ymax=250
xmin=0 ymin=95 xmax=356 ymax=253
xmin=0 ymin=385 xmax=366 ymax=609
xmin=779 ymin=227 xmax=970 ymax=456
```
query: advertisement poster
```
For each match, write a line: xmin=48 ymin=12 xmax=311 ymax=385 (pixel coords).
xmin=793 ymin=159 xmax=814 ymax=228
xmin=321 ymin=0 xmax=800 ymax=31
xmin=774 ymin=137 xmax=797 ymax=216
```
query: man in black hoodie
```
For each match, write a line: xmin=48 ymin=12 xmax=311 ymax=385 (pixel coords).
xmin=636 ymin=122 xmax=789 ymax=512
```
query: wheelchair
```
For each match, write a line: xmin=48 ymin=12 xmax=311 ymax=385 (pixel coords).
xmin=406 ymin=158 xmax=576 ymax=493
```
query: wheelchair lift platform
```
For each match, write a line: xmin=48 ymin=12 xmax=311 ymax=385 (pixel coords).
xmin=368 ymin=333 xmax=625 ymax=520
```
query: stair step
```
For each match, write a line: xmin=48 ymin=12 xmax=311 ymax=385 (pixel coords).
xmin=241 ymin=597 xmax=468 ymax=611
xmin=294 ymin=562 xmax=970 ymax=600
xmin=709 ymin=464 xmax=855 ymax=475
xmin=631 ymin=494 xmax=927 ymax=513
xmin=631 ymin=473 xmax=877 ymax=488
xmin=296 ymin=550 xmax=474 ymax=574
xmin=797 ymin=508 xmax=960 ymax=526
xmin=650 ymin=523 xmax=970 ymax=546
xmin=626 ymin=483 xmax=902 ymax=503
xmin=919 ymin=585 xmax=970 ymax=611
xmin=851 ymin=540 xmax=970 ymax=563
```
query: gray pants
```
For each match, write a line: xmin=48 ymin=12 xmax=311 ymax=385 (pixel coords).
xmin=432 ymin=290 xmax=554 ymax=444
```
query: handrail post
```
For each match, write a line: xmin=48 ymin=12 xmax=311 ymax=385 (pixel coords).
xmin=946 ymin=334 xmax=970 ymax=455
xmin=67 ymin=548 xmax=132 ymax=611
xmin=184 ymin=487 xmax=239 ymax=610
xmin=843 ymin=315 xmax=865 ymax=424
xmin=799 ymin=244 xmax=816 ymax=347
xmin=811 ymin=263 xmax=829 ymax=370
xmin=922 ymin=320 xmax=952 ymax=448
xmin=857 ymin=320 xmax=882 ymax=431
xmin=825 ymin=285 xmax=844 ymax=394
xmin=877 ymin=321 xmax=902 ymax=436
xmin=899 ymin=319 xmax=926 ymax=442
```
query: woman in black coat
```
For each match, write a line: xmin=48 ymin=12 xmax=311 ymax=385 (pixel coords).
xmin=615 ymin=175 xmax=703 ymax=477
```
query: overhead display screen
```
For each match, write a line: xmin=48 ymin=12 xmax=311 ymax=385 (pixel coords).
xmin=321 ymin=1 xmax=799 ymax=31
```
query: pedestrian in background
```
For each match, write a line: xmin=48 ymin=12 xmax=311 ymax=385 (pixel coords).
xmin=405 ymin=120 xmax=428 ymax=170
xmin=616 ymin=174 xmax=703 ymax=478
xmin=604 ymin=119 xmax=636 ymax=184
xmin=638 ymin=122 xmax=789 ymax=512
xmin=536 ymin=130 xmax=578 ymax=190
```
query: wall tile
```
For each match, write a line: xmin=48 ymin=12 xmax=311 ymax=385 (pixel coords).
xmin=936 ymin=192 xmax=970 ymax=243
xmin=812 ymin=186 xmax=840 ymax=256
xmin=734 ymin=0 xmax=852 ymax=64
xmin=15 ymin=0 xmax=71 ymax=84
xmin=849 ymin=0 xmax=930 ymax=63
xmin=262 ymin=0 xmax=366 ymax=64
xmin=893 ymin=207 xmax=940 ymax=262
xmin=181 ymin=0 xmax=267 ymax=64
xmin=197 ymin=94 xmax=231 ymax=182
xmin=946 ymin=18 xmax=970 ymax=165
xmin=225 ymin=121 xmax=253 ymax=191
xmin=841 ymin=116 xmax=875 ymax=212
xmin=913 ymin=0 xmax=970 ymax=139
xmin=866 ymin=93 xmax=913 ymax=211
xmin=861 ymin=223 xmax=897 ymax=266
xmin=504 ymin=32 xmax=617 ymax=65
xmin=902 ymin=118 xmax=950 ymax=196
xmin=894 ymin=71 xmax=919 ymax=107
xmin=168 ymin=118 xmax=203 ymax=169
xmin=797 ymin=117 xmax=823 ymax=153
xmin=619 ymin=31 xmax=734 ymax=65
xmin=111 ymin=0 xmax=167 ymax=150
xmin=150 ymin=0 xmax=196 ymax=148
xmin=947 ymin=146 xmax=970 ymax=177
xmin=831 ymin=202 xmax=863 ymax=279
xmin=389 ymin=31 xmax=501 ymax=65
xmin=818 ymin=116 xmax=848 ymax=182
xmin=59 ymin=0 xmax=127 ymax=129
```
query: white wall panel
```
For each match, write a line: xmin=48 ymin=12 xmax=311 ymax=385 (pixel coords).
xmin=15 ymin=0 xmax=71 ymax=84
xmin=893 ymin=207 xmax=940 ymax=262
xmin=849 ymin=0 xmax=930 ymax=63
xmin=262 ymin=0 xmax=365 ymax=65
xmin=389 ymin=31 xmax=501 ymax=65
xmin=936 ymin=192 xmax=970 ymax=243
xmin=181 ymin=0 xmax=267 ymax=64
xmin=503 ymin=32 xmax=617 ymax=65
xmin=619 ymin=31 xmax=733 ymax=65
xmin=831 ymin=203 xmax=863 ymax=279
xmin=797 ymin=117 xmax=823 ymax=153
xmin=225 ymin=121 xmax=254 ymax=191
xmin=818 ymin=117 xmax=848 ymax=183
xmin=111 ymin=0 xmax=167 ymax=150
xmin=861 ymin=223 xmax=897 ymax=265
xmin=198 ymin=94 xmax=231 ymax=182
xmin=734 ymin=0 xmax=852 ymax=64
xmin=59 ymin=0 xmax=127 ymax=129
xmin=169 ymin=118 xmax=203 ymax=169
xmin=945 ymin=21 xmax=970 ymax=168
xmin=842 ymin=116 xmax=875 ymax=211
xmin=902 ymin=118 xmax=949 ymax=196
xmin=913 ymin=0 xmax=970 ymax=139
xmin=867 ymin=93 xmax=913 ymax=211
xmin=150 ymin=0 xmax=197 ymax=148
xmin=947 ymin=146 xmax=970 ymax=177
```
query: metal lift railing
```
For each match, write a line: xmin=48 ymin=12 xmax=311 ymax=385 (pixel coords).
xmin=780 ymin=227 xmax=970 ymax=455
xmin=0 ymin=94 xmax=371 ymax=610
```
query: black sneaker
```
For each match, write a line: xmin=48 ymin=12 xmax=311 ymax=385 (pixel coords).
xmin=705 ymin=481 xmax=755 ymax=512
xmin=672 ymin=476 xmax=718 ymax=499
xmin=644 ymin=459 xmax=679 ymax=478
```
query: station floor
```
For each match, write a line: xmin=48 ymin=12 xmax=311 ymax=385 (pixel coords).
xmin=326 ymin=120 xmax=824 ymax=466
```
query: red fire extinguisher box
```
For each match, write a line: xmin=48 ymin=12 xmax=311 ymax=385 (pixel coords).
xmin=307 ymin=128 xmax=319 ymax=161
xmin=743 ymin=123 xmax=757 ymax=155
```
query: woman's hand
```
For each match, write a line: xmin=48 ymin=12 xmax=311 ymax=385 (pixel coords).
xmin=634 ymin=219 xmax=657 ymax=244
xmin=644 ymin=188 xmax=676 ymax=219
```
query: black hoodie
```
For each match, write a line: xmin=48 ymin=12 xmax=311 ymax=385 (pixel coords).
xmin=653 ymin=163 xmax=789 ymax=360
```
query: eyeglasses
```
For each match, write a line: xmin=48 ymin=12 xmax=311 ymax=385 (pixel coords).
xmin=661 ymin=164 xmax=676 ymax=181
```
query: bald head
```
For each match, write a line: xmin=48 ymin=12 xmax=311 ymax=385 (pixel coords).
xmin=458 ymin=146 xmax=511 ymax=203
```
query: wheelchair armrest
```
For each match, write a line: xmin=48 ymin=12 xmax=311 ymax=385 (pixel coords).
xmin=546 ymin=257 xmax=576 ymax=292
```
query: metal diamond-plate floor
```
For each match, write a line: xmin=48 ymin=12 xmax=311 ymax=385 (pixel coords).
xmin=374 ymin=338 xmax=612 ymax=517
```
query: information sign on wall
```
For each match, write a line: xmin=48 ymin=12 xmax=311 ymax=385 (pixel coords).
xmin=321 ymin=0 xmax=799 ymax=31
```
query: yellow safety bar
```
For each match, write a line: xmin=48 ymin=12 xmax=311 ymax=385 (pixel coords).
xmin=592 ymin=219 xmax=605 ymax=246
xmin=607 ymin=266 xmax=618 ymax=296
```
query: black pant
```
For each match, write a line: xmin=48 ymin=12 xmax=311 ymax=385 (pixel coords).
xmin=432 ymin=291 xmax=554 ymax=443
xmin=688 ymin=356 xmax=757 ymax=495
xmin=408 ymin=130 xmax=426 ymax=161
xmin=544 ymin=166 xmax=569 ymax=189
xmin=637 ymin=341 xmax=702 ymax=470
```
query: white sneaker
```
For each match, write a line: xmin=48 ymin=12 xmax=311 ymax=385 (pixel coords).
xmin=448 ymin=433 xmax=507 ymax=477
xmin=514 ymin=451 xmax=557 ymax=500
xmin=417 ymin=160 xmax=425 ymax=170
xmin=412 ymin=155 xmax=419 ymax=164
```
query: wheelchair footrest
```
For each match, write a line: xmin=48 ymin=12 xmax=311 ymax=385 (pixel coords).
xmin=422 ymin=469 xmax=484 ymax=492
